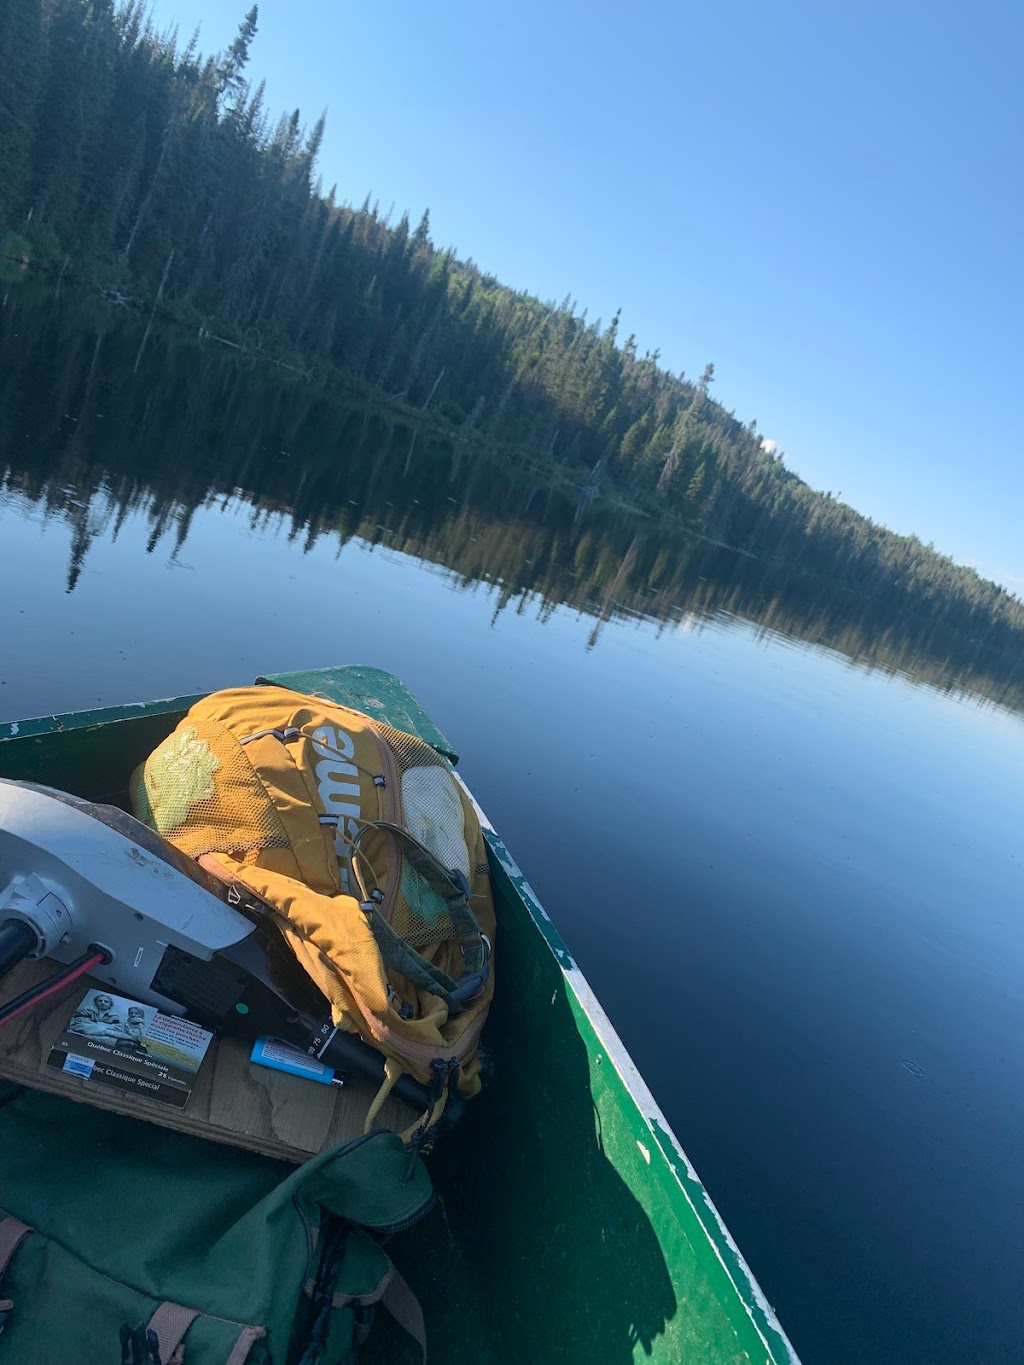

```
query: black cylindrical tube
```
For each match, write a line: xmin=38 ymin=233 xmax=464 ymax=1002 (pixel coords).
xmin=321 ymin=1029 xmax=432 ymax=1112
xmin=0 ymin=920 xmax=37 ymax=983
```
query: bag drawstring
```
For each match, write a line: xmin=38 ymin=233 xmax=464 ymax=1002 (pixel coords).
xmin=363 ymin=1056 xmax=403 ymax=1134
xmin=295 ymin=1217 xmax=350 ymax=1365
xmin=402 ymin=1059 xmax=460 ymax=1184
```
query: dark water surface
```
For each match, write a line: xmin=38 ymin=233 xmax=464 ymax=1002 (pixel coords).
xmin=3 ymin=286 xmax=1024 ymax=1364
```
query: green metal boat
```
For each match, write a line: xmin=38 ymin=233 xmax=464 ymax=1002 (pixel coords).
xmin=0 ymin=664 xmax=798 ymax=1364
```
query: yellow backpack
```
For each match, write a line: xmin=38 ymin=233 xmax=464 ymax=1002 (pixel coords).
xmin=129 ymin=685 xmax=495 ymax=1130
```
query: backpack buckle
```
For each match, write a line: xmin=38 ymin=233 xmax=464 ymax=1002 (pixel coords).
xmin=119 ymin=1321 xmax=162 ymax=1365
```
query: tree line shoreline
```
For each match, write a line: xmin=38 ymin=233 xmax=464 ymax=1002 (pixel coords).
xmin=1 ymin=0 xmax=1022 ymax=668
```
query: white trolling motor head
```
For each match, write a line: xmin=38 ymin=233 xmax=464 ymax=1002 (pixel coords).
xmin=0 ymin=778 xmax=255 ymax=1011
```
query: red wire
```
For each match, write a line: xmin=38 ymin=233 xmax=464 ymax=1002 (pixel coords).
xmin=0 ymin=951 xmax=106 ymax=1027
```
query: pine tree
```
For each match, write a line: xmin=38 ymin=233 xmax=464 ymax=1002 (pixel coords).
xmin=657 ymin=362 xmax=714 ymax=495
xmin=218 ymin=5 xmax=258 ymax=109
xmin=412 ymin=208 xmax=432 ymax=248
xmin=0 ymin=0 xmax=44 ymax=229
xmin=30 ymin=0 xmax=94 ymax=235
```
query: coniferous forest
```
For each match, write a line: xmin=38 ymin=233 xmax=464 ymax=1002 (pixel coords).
xmin=2 ymin=0 xmax=1023 ymax=669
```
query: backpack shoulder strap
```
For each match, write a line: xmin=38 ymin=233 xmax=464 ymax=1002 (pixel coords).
xmin=351 ymin=821 xmax=490 ymax=1012
xmin=325 ymin=1249 xmax=426 ymax=1362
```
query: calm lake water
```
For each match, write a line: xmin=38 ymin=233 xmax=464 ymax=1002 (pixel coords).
xmin=3 ymin=285 xmax=1024 ymax=1363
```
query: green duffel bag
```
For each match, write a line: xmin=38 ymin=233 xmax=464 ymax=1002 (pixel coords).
xmin=0 ymin=1084 xmax=433 ymax=1364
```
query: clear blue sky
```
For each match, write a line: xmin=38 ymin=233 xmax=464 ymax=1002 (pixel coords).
xmin=149 ymin=0 xmax=1024 ymax=590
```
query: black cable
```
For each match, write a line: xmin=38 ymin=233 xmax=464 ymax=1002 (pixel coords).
xmin=0 ymin=920 xmax=36 ymax=983
xmin=0 ymin=946 xmax=109 ymax=1028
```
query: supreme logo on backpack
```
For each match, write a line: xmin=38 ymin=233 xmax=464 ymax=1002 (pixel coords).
xmin=130 ymin=685 xmax=495 ymax=1127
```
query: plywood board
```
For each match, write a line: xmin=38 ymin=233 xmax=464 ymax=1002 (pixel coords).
xmin=0 ymin=960 xmax=415 ymax=1162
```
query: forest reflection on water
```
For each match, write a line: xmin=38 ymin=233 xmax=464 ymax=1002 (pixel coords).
xmin=2 ymin=280 xmax=1023 ymax=722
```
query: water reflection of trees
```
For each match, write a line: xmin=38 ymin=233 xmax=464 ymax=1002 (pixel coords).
xmin=3 ymin=290 xmax=1024 ymax=715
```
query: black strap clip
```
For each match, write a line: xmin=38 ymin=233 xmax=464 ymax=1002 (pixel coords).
xmin=119 ymin=1321 xmax=162 ymax=1365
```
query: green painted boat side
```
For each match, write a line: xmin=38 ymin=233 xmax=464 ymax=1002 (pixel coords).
xmin=0 ymin=666 xmax=798 ymax=1364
